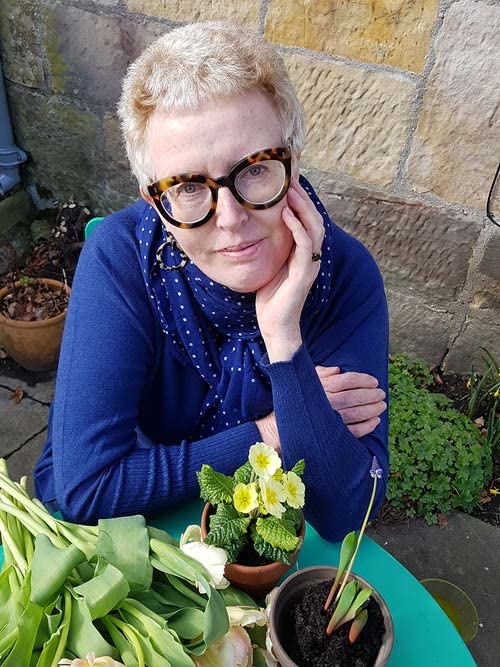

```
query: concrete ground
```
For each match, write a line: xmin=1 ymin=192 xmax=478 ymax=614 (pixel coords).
xmin=0 ymin=371 xmax=498 ymax=666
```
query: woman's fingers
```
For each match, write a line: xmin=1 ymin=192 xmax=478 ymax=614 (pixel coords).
xmin=287 ymin=181 xmax=325 ymax=253
xmin=315 ymin=366 xmax=387 ymax=431
xmin=347 ymin=417 xmax=381 ymax=439
xmin=337 ymin=400 xmax=387 ymax=425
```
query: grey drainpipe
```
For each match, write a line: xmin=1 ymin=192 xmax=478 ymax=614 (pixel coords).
xmin=0 ymin=65 xmax=27 ymax=196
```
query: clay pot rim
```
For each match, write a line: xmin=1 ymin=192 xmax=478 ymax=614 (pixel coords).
xmin=200 ymin=502 xmax=306 ymax=573
xmin=0 ymin=279 xmax=70 ymax=327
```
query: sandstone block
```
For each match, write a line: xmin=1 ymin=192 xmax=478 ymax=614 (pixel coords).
xmin=126 ymin=0 xmax=259 ymax=25
xmin=444 ymin=309 xmax=500 ymax=374
xmin=305 ymin=169 xmax=482 ymax=299
xmin=0 ymin=0 xmax=44 ymax=87
xmin=405 ymin=1 xmax=500 ymax=209
xmin=285 ymin=54 xmax=414 ymax=187
xmin=478 ymin=230 xmax=500 ymax=283
xmin=386 ymin=287 xmax=454 ymax=367
xmin=42 ymin=5 xmax=166 ymax=105
xmin=8 ymin=91 xmax=101 ymax=207
xmin=266 ymin=0 xmax=439 ymax=73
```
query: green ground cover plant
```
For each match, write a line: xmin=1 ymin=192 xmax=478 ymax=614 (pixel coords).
xmin=387 ymin=355 xmax=492 ymax=524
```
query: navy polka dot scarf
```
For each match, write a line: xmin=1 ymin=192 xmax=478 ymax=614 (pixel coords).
xmin=137 ymin=175 xmax=334 ymax=439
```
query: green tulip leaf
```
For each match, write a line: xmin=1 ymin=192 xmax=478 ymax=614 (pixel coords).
xmin=74 ymin=562 xmax=130 ymax=619
xmin=30 ymin=535 xmax=85 ymax=607
xmin=96 ymin=515 xmax=152 ymax=593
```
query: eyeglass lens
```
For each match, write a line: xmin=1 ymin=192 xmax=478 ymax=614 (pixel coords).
xmin=160 ymin=159 xmax=287 ymax=225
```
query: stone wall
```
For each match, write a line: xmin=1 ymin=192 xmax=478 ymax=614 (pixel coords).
xmin=0 ymin=0 xmax=499 ymax=372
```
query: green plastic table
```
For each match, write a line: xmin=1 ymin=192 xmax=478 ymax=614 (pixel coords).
xmin=0 ymin=502 xmax=477 ymax=666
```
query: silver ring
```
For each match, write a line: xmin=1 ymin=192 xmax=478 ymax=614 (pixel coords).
xmin=312 ymin=252 xmax=322 ymax=262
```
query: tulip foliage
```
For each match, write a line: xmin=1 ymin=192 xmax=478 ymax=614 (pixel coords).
xmin=0 ymin=460 xmax=268 ymax=666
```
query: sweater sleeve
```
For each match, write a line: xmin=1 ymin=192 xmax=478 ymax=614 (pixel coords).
xmin=37 ymin=210 xmax=261 ymax=524
xmin=263 ymin=229 xmax=389 ymax=542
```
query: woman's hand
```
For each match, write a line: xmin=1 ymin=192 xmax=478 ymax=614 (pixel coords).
xmin=316 ymin=366 xmax=387 ymax=438
xmin=255 ymin=180 xmax=325 ymax=362
xmin=256 ymin=367 xmax=385 ymax=449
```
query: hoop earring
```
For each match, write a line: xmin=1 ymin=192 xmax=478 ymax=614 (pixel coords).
xmin=156 ymin=232 xmax=188 ymax=271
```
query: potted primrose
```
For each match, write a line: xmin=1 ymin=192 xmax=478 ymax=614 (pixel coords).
xmin=267 ymin=457 xmax=394 ymax=667
xmin=198 ymin=442 xmax=306 ymax=599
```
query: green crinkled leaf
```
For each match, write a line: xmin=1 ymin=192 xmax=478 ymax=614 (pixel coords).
xmin=197 ymin=465 xmax=233 ymax=504
xmin=282 ymin=507 xmax=302 ymax=531
xmin=74 ymin=562 xmax=130 ymax=619
xmin=252 ymin=529 xmax=291 ymax=565
xmin=204 ymin=504 xmax=250 ymax=548
xmin=255 ymin=516 xmax=299 ymax=552
xmin=290 ymin=459 xmax=305 ymax=477
xmin=95 ymin=515 xmax=152 ymax=593
xmin=30 ymin=535 xmax=85 ymax=607
xmin=233 ymin=461 xmax=252 ymax=486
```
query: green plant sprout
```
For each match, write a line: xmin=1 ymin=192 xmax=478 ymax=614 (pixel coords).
xmin=323 ymin=456 xmax=382 ymax=642
xmin=197 ymin=442 xmax=305 ymax=564
xmin=466 ymin=348 xmax=500 ymax=452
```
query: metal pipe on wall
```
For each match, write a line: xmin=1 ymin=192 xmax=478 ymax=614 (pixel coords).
xmin=0 ymin=64 xmax=27 ymax=196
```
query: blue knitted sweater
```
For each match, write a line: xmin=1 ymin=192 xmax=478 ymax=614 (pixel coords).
xmin=35 ymin=197 xmax=389 ymax=541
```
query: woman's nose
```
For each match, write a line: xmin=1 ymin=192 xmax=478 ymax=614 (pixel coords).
xmin=215 ymin=187 xmax=249 ymax=229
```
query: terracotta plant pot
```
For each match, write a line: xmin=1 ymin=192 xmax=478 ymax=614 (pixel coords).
xmin=268 ymin=566 xmax=394 ymax=667
xmin=200 ymin=502 xmax=306 ymax=599
xmin=0 ymin=279 xmax=70 ymax=372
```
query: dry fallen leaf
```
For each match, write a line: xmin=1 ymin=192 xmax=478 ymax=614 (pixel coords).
xmin=10 ymin=386 xmax=25 ymax=404
xmin=437 ymin=512 xmax=448 ymax=529
xmin=474 ymin=416 xmax=485 ymax=428
xmin=479 ymin=490 xmax=492 ymax=505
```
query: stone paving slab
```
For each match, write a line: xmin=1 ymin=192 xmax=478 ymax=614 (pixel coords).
xmin=6 ymin=430 xmax=47 ymax=498
xmin=368 ymin=512 xmax=500 ymax=667
xmin=0 ymin=384 xmax=49 ymax=458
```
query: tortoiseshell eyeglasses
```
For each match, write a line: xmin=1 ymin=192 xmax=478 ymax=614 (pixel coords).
xmin=147 ymin=146 xmax=292 ymax=229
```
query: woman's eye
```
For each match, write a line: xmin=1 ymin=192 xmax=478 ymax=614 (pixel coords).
xmin=174 ymin=182 xmax=203 ymax=197
xmin=181 ymin=183 xmax=198 ymax=194
xmin=242 ymin=164 xmax=267 ymax=179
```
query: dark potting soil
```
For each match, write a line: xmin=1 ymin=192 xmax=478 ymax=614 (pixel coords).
xmin=287 ymin=579 xmax=384 ymax=667
xmin=236 ymin=540 xmax=273 ymax=567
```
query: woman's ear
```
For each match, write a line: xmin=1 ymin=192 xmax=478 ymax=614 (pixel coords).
xmin=291 ymin=152 xmax=301 ymax=182
xmin=140 ymin=187 xmax=155 ymax=206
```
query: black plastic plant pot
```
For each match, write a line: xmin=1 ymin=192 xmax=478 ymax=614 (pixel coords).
xmin=268 ymin=566 xmax=394 ymax=667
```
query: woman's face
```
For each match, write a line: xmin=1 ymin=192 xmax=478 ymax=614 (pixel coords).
xmin=144 ymin=90 xmax=296 ymax=293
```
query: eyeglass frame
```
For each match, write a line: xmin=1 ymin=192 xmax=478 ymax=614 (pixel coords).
xmin=147 ymin=146 xmax=292 ymax=229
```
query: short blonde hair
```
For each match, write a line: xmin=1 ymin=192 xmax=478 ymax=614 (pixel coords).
xmin=118 ymin=22 xmax=306 ymax=189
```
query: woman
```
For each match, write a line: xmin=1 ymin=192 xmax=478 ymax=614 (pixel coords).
xmin=34 ymin=22 xmax=388 ymax=541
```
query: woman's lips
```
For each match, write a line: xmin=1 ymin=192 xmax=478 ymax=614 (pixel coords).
xmin=218 ymin=239 xmax=263 ymax=258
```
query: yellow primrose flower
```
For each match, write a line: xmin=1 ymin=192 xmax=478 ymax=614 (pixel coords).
xmin=233 ymin=483 xmax=259 ymax=514
xmin=260 ymin=477 xmax=286 ymax=518
xmin=466 ymin=379 xmax=471 ymax=389
xmin=492 ymin=389 xmax=500 ymax=398
xmin=281 ymin=471 xmax=306 ymax=509
xmin=249 ymin=442 xmax=281 ymax=478
xmin=59 ymin=654 xmax=125 ymax=667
